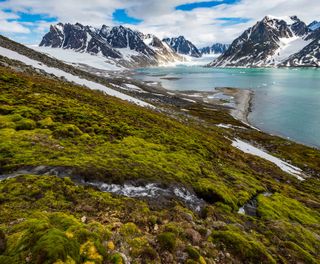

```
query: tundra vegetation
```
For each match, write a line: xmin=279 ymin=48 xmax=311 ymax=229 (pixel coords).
xmin=0 ymin=64 xmax=319 ymax=263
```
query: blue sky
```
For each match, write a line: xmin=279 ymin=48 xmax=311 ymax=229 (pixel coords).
xmin=0 ymin=0 xmax=318 ymax=46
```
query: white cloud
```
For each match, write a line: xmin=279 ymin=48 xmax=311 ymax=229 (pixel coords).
xmin=0 ymin=10 xmax=30 ymax=33
xmin=0 ymin=0 xmax=319 ymax=46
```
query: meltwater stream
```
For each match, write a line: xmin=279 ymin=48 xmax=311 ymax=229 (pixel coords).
xmin=0 ymin=166 xmax=205 ymax=212
xmin=134 ymin=66 xmax=320 ymax=148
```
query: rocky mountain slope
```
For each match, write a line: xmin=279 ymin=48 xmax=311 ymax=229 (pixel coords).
xmin=200 ymin=43 xmax=230 ymax=55
xmin=40 ymin=23 xmax=182 ymax=68
xmin=209 ymin=16 xmax=319 ymax=67
xmin=163 ymin=36 xmax=202 ymax=57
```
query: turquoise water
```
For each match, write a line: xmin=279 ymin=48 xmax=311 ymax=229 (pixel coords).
xmin=134 ymin=66 xmax=320 ymax=148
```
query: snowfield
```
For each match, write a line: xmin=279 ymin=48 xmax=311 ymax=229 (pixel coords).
xmin=270 ymin=37 xmax=312 ymax=64
xmin=30 ymin=45 xmax=123 ymax=71
xmin=0 ymin=47 xmax=154 ymax=108
xmin=232 ymin=139 xmax=304 ymax=180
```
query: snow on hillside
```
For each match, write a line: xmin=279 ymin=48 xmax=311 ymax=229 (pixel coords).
xmin=0 ymin=46 xmax=153 ymax=108
xmin=232 ymin=139 xmax=304 ymax=180
xmin=30 ymin=46 xmax=123 ymax=71
xmin=270 ymin=37 xmax=313 ymax=64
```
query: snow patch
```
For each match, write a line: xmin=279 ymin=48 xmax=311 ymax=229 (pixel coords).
xmin=30 ymin=46 xmax=123 ymax=71
xmin=232 ymin=139 xmax=304 ymax=180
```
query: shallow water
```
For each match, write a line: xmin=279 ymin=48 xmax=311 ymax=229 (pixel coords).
xmin=134 ymin=66 xmax=320 ymax=148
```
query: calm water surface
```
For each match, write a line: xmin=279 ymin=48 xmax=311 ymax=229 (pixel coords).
xmin=134 ymin=66 xmax=320 ymax=148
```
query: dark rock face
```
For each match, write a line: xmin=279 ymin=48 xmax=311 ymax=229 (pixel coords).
xmin=100 ymin=25 xmax=156 ymax=57
xmin=40 ymin=23 xmax=122 ymax=59
xmin=163 ymin=36 xmax=201 ymax=57
xmin=290 ymin=16 xmax=310 ymax=36
xmin=209 ymin=16 xmax=316 ymax=67
xmin=200 ymin=43 xmax=230 ymax=55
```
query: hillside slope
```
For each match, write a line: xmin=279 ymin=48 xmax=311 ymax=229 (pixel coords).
xmin=0 ymin=38 xmax=319 ymax=263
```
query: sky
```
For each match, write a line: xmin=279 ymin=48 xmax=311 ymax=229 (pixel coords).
xmin=0 ymin=0 xmax=319 ymax=47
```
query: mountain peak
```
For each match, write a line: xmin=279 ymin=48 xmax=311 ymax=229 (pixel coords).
xmin=209 ymin=15 xmax=315 ymax=67
xmin=163 ymin=36 xmax=201 ymax=57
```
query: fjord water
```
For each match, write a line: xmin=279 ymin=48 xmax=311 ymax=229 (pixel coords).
xmin=134 ymin=67 xmax=320 ymax=148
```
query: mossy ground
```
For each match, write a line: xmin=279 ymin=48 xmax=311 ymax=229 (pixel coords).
xmin=0 ymin=66 xmax=319 ymax=263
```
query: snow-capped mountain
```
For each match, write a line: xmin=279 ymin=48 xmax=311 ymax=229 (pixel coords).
xmin=40 ymin=23 xmax=182 ymax=68
xmin=209 ymin=16 xmax=319 ymax=67
xmin=163 ymin=36 xmax=201 ymax=57
xmin=141 ymin=34 xmax=183 ymax=64
xmin=308 ymin=21 xmax=320 ymax=31
xmin=200 ymin=43 xmax=230 ymax=55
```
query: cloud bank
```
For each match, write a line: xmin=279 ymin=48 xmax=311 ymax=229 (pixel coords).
xmin=0 ymin=0 xmax=319 ymax=46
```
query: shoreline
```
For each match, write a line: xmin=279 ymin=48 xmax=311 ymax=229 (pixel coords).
xmin=217 ymin=87 xmax=254 ymax=126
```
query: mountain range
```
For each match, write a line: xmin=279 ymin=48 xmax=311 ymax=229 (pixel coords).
xmin=36 ymin=16 xmax=320 ymax=69
xmin=209 ymin=16 xmax=320 ymax=67
xmin=40 ymin=23 xmax=183 ymax=68
xmin=39 ymin=23 xmax=231 ymax=69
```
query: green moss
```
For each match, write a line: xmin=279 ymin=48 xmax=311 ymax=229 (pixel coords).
xmin=32 ymin=228 xmax=79 ymax=264
xmin=15 ymin=118 xmax=36 ymax=130
xmin=281 ymin=241 xmax=317 ymax=264
xmin=129 ymin=237 xmax=157 ymax=259
xmin=157 ymin=232 xmax=176 ymax=252
xmin=186 ymin=245 xmax=200 ymax=260
xmin=119 ymin=222 xmax=140 ymax=237
xmin=38 ymin=117 xmax=55 ymax=129
xmin=212 ymin=230 xmax=276 ymax=264
xmin=257 ymin=193 xmax=320 ymax=225
xmin=53 ymin=124 xmax=83 ymax=138
xmin=110 ymin=253 xmax=124 ymax=264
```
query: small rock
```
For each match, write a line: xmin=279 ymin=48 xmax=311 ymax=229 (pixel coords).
xmin=211 ymin=221 xmax=227 ymax=229
xmin=82 ymin=205 xmax=95 ymax=212
xmin=81 ymin=216 xmax=87 ymax=223
xmin=185 ymin=228 xmax=202 ymax=245
xmin=182 ymin=212 xmax=193 ymax=222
